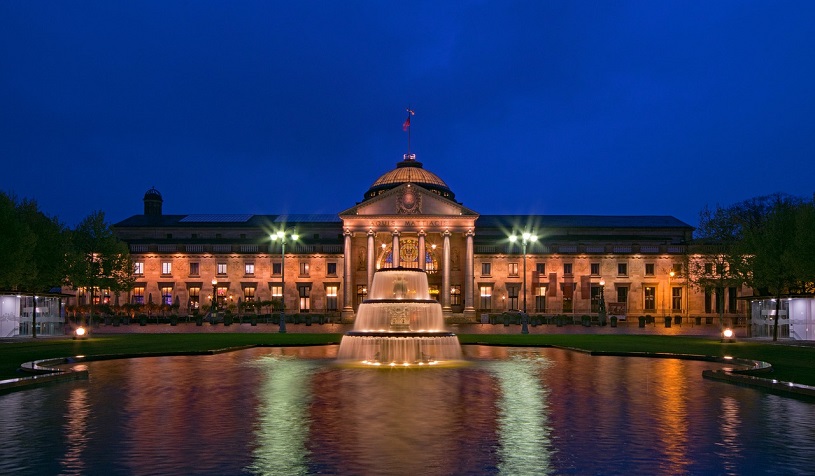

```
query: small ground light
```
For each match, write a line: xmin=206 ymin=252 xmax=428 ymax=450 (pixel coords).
xmin=721 ymin=328 xmax=735 ymax=343
xmin=73 ymin=326 xmax=88 ymax=340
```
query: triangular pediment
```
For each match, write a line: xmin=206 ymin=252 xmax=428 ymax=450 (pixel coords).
xmin=340 ymin=183 xmax=478 ymax=218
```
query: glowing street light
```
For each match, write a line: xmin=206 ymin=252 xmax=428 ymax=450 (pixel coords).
xmin=272 ymin=230 xmax=299 ymax=334
xmin=211 ymin=278 xmax=218 ymax=321
xmin=509 ymin=231 xmax=538 ymax=332
xmin=599 ymin=278 xmax=606 ymax=324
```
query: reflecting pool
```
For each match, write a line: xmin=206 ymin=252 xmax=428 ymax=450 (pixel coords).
xmin=1 ymin=346 xmax=814 ymax=475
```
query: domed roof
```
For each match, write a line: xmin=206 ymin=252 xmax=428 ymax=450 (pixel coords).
xmin=364 ymin=156 xmax=455 ymax=201
xmin=143 ymin=187 xmax=163 ymax=201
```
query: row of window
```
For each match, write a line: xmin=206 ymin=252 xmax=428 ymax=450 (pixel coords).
xmin=130 ymin=284 xmax=341 ymax=312
xmin=481 ymin=261 xmax=685 ymax=277
xmin=135 ymin=261 xmax=339 ymax=278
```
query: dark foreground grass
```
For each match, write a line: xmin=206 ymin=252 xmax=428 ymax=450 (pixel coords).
xmin=2 ymin=333 xmax=814 ymax=387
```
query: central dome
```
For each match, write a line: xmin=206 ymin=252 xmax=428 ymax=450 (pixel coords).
xmin=364 ymin=156 xmax=455 ymax=201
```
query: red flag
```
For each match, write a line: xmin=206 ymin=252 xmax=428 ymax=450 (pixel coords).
xmin=402 ymin=115 xmax=411 ymax=131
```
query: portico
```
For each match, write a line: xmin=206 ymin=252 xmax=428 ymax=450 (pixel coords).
xmin=339 ymin=156 xmax=478 ymax=320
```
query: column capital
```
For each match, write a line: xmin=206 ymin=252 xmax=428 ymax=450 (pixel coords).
xmin=344 ymin=228 xmax=353 ymax=237
xmin=443 ymin=229 xmax=451 ymax=237
xmin=466 ymin=228 xmax=475 ymax=237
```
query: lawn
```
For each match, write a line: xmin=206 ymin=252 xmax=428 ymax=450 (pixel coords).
xmin=2 ymin=333 xmax=814 ymax=387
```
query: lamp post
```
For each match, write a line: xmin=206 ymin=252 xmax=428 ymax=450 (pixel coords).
xmin=598 ymin=279 xmax=606 ymax=324
xmin=509 ymin=231 xmax=538 ymax=316
xmin=509 ymin=232 xmax=538 ymax=314
xmin=211 ymin=278 xmax=218 ymax=321
xmin=272 ymin=230 xmax=298 ymax=334
xmin=669 ymin=270 xmax=675 ymax=318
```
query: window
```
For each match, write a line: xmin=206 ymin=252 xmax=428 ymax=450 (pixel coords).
xmin=645 ymin=263 xmax=655 ymax=276
xmin=270 ymin=285 xmax=282 ymax=298
xmin=482 ymin=262 xmax=491 ymax=276
xmin=562 ymin=283 xmax=573 ymax=312
xmin=672 ymin=287 xmax=682 ymax=311
xmin=327 ymin=262 xmax=337 ymax=276
xmin=591 ymin=285 xmax=602 ymax=312
xmin=134 ymin=262 xmax=144 ymax=276
xmin=132 ymin=287 xmax=145 ymax=304
xmin=535 ymin=286 xmax=546 ymax=312
xmin=479 ymin=285 xmax=493 ymax=310
xmin=101 ymin=288 xmax=111 ymax=304
xmin=272 ymin=262 xmax=282 ymax=276
xmin=299 ymin=262 xmax=310 ymax=276
xmin=672 ymin=263 xmax=683 ymax=275
xmin=728 ymin=287 xmax=738 ymax=313
xmin=590 ymin=263 xmax=600 ymax=276
xmin=244 ymin=287 xmax=256 ymax=302
xmin=215 ymin=286 xmax=227 ymax=306
xmin=161 ymin=261 xmax=172 ymax=275
xmin=189 ymin=262 xmax=200 ymax=276
xmin=245 ymin=263 xmax=255 ymax=275
xmin=704 ymin=263 xmax=713 ymax=275
xmin=450 ymin=285 xmax=461 ymax=306
xmin=715 ymin=287 xmax=724 ymax=313
xmin=217 ymin=263 xmax=227 ymax=275
xmin=617 ymin=263 xmax=627 ymax=276
xmin=563 ymin=263 xmax=573 ymax=276
xmin=644 ymin=286 xmax=656 ymax=311
xmin=326 ymin=285 xmax=338 ymax=311
xmin=536 ymin=263 xmax=546 ymax=274
xmin=705 ymin=289 xmax=713 ymax=313
xmin=508 ymin=263 xmax=519 ymax=277
xmin=617 ymin=286 xmax=628 ymax=304
xmin=161 ymin=286 xmax=173 ymax=306
xmin=298 ymin=284 xmax=311 ymax=312
xmin=189 ymin=287 xmax=200 ymax=310
xmin=506 ymin=285 xmax=519 ymax=310
xmin=356 ymin=284 xmax=367 ymax=307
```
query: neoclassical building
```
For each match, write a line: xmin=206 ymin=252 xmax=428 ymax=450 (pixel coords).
xmin=112 ymin=154 xmax=750 ymax=323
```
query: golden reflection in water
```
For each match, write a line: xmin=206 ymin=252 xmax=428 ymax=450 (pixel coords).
xmin=718 ymin=396 xmax=742 ymax=475
xmin=61 ymin=387 xmax=89 ymax=475
xmin=302 ymin=362 xmax=498 ymax=474
xmin=247 ymin=355 xmax=315 ymax=475
xmin=650 ymin=358 xmax=690 ymax=475
xmin=493 ymin=353 xmax=554 ymax=475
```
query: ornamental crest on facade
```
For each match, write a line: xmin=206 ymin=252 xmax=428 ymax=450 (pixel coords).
xmin=396 ymin=187 xmax=422 ymax=214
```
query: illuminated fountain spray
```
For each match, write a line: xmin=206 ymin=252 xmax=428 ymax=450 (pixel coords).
xmin=337 ymin=268 xmax=463 ymax=367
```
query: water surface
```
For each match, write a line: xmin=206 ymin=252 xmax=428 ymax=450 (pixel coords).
xmin=0 ymin=346 xmax=812 ymax=475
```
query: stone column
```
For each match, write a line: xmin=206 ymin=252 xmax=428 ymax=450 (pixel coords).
xmin=367 ymin=230 xmax=376 ymax=289
xmin=418 ymin=230 xmax=426 ymax=270
xmin=341 ymin=229 xmax=355 ymax=321
xmin=442 ymin=230 xmax=452 ymax=316
xmin=464 ymin=228 xmax=476 ymax=319
xmin=392 ymin=230 xmax=400 ymax=268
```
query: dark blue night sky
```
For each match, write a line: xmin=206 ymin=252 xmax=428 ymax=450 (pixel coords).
xmin=2 ymin=1 xmax=814 ymax=228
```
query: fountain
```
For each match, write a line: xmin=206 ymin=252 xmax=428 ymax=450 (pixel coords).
xmin=336 ymin=267 xmax=463 ymax=366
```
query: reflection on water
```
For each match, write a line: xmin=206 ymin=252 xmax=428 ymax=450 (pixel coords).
xmin=248 ymin=355 xmax=315 ymax=475
xmin=0 ymin=346 xmax=813 ymax=475
xmin=493 ymin=353 xmax=553 ymax=475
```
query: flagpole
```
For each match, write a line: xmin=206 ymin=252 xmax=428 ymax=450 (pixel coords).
xmin=404 ymin=107 xmax=414 ymax=160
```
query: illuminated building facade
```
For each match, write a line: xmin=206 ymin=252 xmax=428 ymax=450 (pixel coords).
xmin=112 ymin=155 xmax=751 ymax=323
